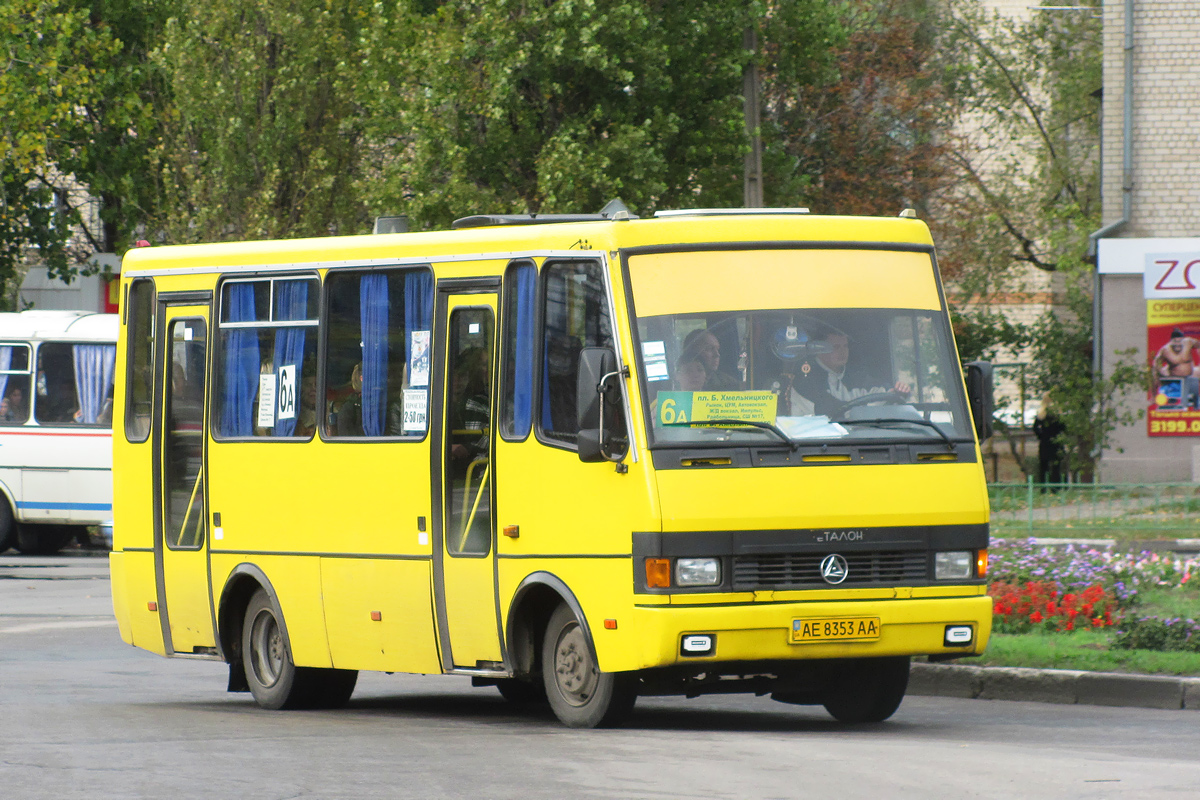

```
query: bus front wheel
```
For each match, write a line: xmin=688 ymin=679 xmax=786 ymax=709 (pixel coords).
xmin=541 ymin=604 xmax=636 ymax=728
xmin=821 ymin=656 xmax=910 ymax=723
xmin=242 ymin=588 xmax=357 ymax=710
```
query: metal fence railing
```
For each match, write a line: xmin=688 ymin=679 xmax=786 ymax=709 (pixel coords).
xmin=988 ymin=481 xmax=1200 ymax=538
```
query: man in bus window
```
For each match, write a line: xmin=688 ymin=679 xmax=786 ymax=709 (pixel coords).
xmin=680 ymin=328 xmax=740 ymax=391
xmin=788 ymin=325 xmax=910 ymax=417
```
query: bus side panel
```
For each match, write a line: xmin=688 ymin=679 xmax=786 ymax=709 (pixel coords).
xmin=495 ymin=443 xmax=659 ymax=674
xmin=210 ymin=553 xmax=332 ymax=669
xmin=320 ymin=558 xmax=440 ymax=674
xmin=115 ymin=549 xmax=167 ymax=655
xmin=207 ymin=440 xmax=433 ymax=671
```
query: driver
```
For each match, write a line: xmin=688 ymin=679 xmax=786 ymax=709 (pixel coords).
xmin=787 ymin=325 xmax=910 ymax=416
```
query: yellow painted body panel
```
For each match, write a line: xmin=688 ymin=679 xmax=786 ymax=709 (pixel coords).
xmin=110 ymin=212 xmax=990 ymax=684
xmin=320 ymin=558 xmax=440 ymax=673
xmin=629 ymin=249 xmax=941 ymax=316
xmin=654 ymin=462 xmax=988 ymax=532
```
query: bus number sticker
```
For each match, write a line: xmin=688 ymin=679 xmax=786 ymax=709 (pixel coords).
xmin=403 ymin=388 xmax=428 ymax=432
xmin=276 ymin=365 xmax=296 ymax=420
xmin=257 ymin=373 xmax=276 ymax=428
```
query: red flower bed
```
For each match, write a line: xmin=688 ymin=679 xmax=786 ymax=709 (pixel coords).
xmin=989 ymin=581 xmax=1117 ymax=634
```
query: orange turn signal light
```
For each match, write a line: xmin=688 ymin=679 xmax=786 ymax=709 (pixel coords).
xmin=976 ymin=549 xmax=988 ymax=578
xmin=645 ymin=558 xmax=671 ymax=589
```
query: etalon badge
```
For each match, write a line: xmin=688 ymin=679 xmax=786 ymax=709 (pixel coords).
xmin=820 ymin=554 xmax=849 ymax=585
xmin=800 ymin=362 xmax=811 ymax=375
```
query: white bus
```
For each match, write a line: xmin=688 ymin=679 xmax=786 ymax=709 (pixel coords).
xmin=0 ymin=311 xmax=118 ymax=554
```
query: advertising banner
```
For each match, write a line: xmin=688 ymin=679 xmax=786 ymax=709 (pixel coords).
xmin=1145 ymin=254 xmax=1200 ymax=436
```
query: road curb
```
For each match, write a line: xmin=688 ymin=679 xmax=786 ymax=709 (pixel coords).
xmin=910 ymin=663 xmax=1200 ymax=711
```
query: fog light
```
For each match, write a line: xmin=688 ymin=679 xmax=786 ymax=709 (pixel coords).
xmin=935 ymin=551 xmax=973 ymax=580
xmin=676 ymin=558 xmax=720 ymax=587
xmin=680 ymin=634 xmax=715 ymax=656
xmin=944 ymin=625 xmax=974 ymax=647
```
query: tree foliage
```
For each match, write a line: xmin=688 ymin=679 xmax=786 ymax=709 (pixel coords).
xmin=153 ymin=0 xmax=370 ymax=242
xmin=359 ymin=0 xmax=839 ymax=229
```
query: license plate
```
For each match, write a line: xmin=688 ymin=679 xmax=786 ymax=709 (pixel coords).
xmin=790 ymin=617 xmax=881 ymax=644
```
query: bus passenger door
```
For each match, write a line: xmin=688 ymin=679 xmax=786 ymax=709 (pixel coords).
xmin=153 ymin=305 xmax=215 ymax=656
xmin=432 ymin=289 xmax=502 ymax=671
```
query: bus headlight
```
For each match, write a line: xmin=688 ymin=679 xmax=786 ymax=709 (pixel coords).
xmin=934 ymin=551 xmax=974 ymax=580
xmin=676 ymin=558 xmax=721 ymax=587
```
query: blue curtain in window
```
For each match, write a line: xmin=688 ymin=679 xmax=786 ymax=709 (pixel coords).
xmin=360 ymin=274 xmax=389 ymax=436
xmin=512 ymin=265 xmax=535 ymax=437
xmin=0 ymin=346 xmax=10 ymax=407
xmin=220 ymin=284 xmax=259 ymax=436
xmin=71 ymin=344 xmax=117 ymax=424
xmin=271 ymin=280 xmax=309 ymax=437
xmin=403 ymin=270 xmax=434 ymax=383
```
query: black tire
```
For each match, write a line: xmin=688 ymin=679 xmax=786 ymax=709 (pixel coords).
xmin=822 ymin=656 xmax=910 ymax=723
xmin=0 ymin=498 xmax=13 ymax=553
xmin=14 ymin=524 xmax=75 ymax=555
xmin=241 ymin=589 xmax=357 ymax=710
xmin=541 ymin=604 xmax=637 ymax=728
xmin=495 ymin=677 xmax=547 ymax=705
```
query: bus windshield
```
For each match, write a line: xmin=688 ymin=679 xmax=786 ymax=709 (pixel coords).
xmin=627 ymin=249 xmax=973 ymax=448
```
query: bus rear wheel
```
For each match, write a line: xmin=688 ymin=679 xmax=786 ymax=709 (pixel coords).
xmin=242 ymin=588 xmax=357 ymax=710
xmin=541 ymin=604 xmax=636 ymax=728
xmin=14 ymin=524 xmax=75 ymax=555
xmin=821 ymin=656 xmax=910 ymax=724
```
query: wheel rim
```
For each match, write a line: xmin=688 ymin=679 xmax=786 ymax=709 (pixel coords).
xmin=249 ymin=608 xmax=284 ymax=688
xmin=552 ymin=621 xmax=598 ymax=707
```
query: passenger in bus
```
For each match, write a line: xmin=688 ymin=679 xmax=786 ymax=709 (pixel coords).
xmin=97 ymin=386 xmax=115 ymax=425
xmin=448 ymin=348 xmax=489 ymax=467
xmin=680 ymin=328 xmax=740 ymax=390
xmin=334 ymin=363 xmax=364 ymax=436
xmin=674 ymin=354 xmax=708 ymax=392
xmin=2 ymin=386 xmax=26 ymax=421
xmin=296 ymin=374 xmax=319 ymax=437
xmin=787 ymin=325 xmax=910 ymax=417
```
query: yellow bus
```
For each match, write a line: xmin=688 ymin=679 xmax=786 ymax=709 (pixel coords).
xmin=110 ymin=208 xmax=994 ymax=727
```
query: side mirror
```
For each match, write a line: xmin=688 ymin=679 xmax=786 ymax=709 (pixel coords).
xmin=964 ymin=361 xmax=994 ymax=442
xmin=576 ymin=347 xmax=627 ymax=463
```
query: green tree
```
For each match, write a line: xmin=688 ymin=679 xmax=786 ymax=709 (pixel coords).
xmin=938 ymin=1 xmax=1141 ymax=480
xmin=153 ymin=0 xmax=371 ymax=242
xmin=763 ymin=0 xmax=954 ymax=216
xmin=357 ymin=0 xmax=838 ymax=229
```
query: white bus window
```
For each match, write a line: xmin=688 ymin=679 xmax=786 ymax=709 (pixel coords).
xmin=214 ymin=276 xmax=320 ymax=439
xmin=324 ymin=267 xmax=433 ymax=438
xmin=0 ymin=344 xmax=31 ymax=424
xmin=125 ymin=279 xmax=155 ymax=441
xmin=34 ymin=342 xmax=116 ymax=426
xmin=539 ymin=260 xmax=620 ymax=446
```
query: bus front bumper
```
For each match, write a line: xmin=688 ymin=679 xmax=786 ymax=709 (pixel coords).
xmin=612 ymin=592 xmax=993 ymax=672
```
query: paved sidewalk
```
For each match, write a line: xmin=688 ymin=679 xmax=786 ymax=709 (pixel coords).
xmin=910 ymin=662 xmax=1200 ymax=711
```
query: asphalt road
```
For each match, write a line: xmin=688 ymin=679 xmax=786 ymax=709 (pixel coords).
xmin=3 ymin=552 xmax=1199 ymax=799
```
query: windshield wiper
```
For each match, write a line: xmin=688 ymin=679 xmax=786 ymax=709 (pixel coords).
xmin=833 ymin=417 xmax=958 ymax=451
xmin=671 ymin=418 xmax=799 ymax=451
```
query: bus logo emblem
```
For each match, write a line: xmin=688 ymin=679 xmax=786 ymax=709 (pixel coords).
xmin=820 ymin=554 xmax=849 ymax=585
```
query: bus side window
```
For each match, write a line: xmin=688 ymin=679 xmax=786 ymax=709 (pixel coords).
xmin=213 ymin=277 xmax=319 ymax=439
xmin=539 ymin=260 xmax=618 ymax=446
xmin=323 ymin=267 xmax=433 ymax=438
xmin=0 ymin=344 xmax=31 ymax=425
xmin=125 ymin=279 xmax=155 ymax=441
xmin=33 ymin=342 xmax=115 ymax=426
xmin=500 ymin=260 xmax=536 ymax=440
